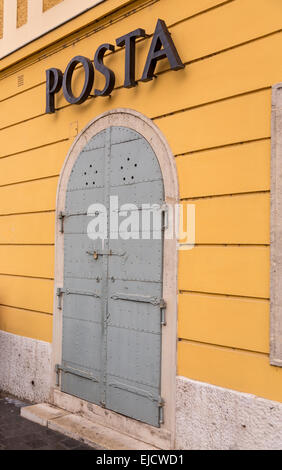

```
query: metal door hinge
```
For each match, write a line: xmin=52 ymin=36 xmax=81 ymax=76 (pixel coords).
xmin=57 ymin=287 xmax=64 ymax=310
xmin=111 ymin=293 xmax=167 ymax=325
xmin=160 ymin=299 xmax=167 ymax=326
xmin=57 ymin=287 xmax=100 ymax=310
xmin=59 ymin=211 xmax=89 ymax=234
xmin=59 ymin=211 xmax=65 ymax=233
xmin=55 ymin=364 xmax=61 ymax=386
xmin=162 ymin=205 xmax=169 ymax=231
xmin=159 ymin=398 xmax=165 ymax=425
xmin=55 ymin=363 xmax=99 ymax=387
xmin=112 ymin=293 xmax=163 ymax=306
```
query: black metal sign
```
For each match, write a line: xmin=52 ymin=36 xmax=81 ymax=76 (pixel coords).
xmin=46 ymin=19 xmax=184 ymax=114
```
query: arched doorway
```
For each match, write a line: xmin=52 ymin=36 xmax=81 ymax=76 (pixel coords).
xmin=52 ymin=109 xmax=178 ymax=445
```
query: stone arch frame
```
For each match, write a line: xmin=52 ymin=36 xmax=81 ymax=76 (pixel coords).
xmin=51 ymin=108 xmax=179 ymax=448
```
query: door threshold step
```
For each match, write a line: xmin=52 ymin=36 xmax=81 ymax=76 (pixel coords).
xmin=21 ymin=403 xmax=160 ymax=450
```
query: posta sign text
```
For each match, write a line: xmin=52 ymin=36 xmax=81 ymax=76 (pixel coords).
xmin=45 ymin=19 xmax=184 ymax=114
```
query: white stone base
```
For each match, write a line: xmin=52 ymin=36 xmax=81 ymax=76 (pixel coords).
xmin=51 ymin=389 xmax=171 ymax=449
xmin=3 ymin=331 xmax=282 ymax=449
xmin=176 ymin=376 xmax=282 ymax=450
xmin=21 ymin=403 xmax=159 ymax=450
xmin=0 ymin=330 xmax=52 ymax=403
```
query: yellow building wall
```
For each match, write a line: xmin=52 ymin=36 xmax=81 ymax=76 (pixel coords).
xmin=0 ymin=0 xmax=281 ymax=401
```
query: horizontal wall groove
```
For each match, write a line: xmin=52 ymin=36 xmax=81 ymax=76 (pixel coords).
xmin=152 ymin=87 xmax=271 ymax=121
xmin=186 ymin=27 xmax=282 ymax=67
xmin=0 ymin=273 xmax=54 ymax=281
xmin=0 ymin=82 xmax=270 ymax=136
xmin=0 ymin=244 xmax=55 ymax=247
xmin=178 ymin=338 xmax=269 ymax=358
xmin=0 ymin=138 xmax=69 ymax=161
xmin=169 ymin=0 xmax=235 ymax=29
xmin=181 ymin=244 xmax=270 ymax=248
xmin=0 ymin=80 xmax=46 ymax=105
xmin=0 ymin=304 xmax=53 ymax=317
xmin=180 ymin=190 xmax=270 ymax=202
xmin=0 ymin=87 xmax=271 ymax=155
xmin=179 ymin=289 xmax=270 ymax=302
xmin=0 ymin=174 xmax=59 ymax=189
xmin=174 ymin=137 xmax=271 ymax=158
xmin=0 ymin=110 xmax=47 ymax=133
xmin=0 ymin=210 xmax=55 ymax=218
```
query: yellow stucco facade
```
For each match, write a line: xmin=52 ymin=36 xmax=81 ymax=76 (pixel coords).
xmin=1 ymin=0 xmax=282 ymax=448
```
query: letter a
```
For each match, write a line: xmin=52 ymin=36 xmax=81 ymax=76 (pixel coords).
xmin=141 ymin=19 xmax=184 ymax=82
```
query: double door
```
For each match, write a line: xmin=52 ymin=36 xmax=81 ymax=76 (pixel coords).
xmin=58 ymin=126 xmax=165 ymax=427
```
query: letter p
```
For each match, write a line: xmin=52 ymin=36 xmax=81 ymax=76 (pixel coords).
xmin=46 ymin=68 xmax=63 ymax=114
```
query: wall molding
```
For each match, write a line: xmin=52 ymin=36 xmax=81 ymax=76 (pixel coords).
xmin=270 ymin=83 xmax=282 ymax=367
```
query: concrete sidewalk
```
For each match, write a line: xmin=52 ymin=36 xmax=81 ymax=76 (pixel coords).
xmin=0 ymin=391 xmax=94 ymax=450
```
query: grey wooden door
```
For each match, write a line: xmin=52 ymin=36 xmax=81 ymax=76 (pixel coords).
xmin=59 ymin=127 xmax=164 ymax=427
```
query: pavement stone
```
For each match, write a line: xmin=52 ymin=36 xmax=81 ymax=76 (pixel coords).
xmin=0 ymin=391 xmax=97 ymax=450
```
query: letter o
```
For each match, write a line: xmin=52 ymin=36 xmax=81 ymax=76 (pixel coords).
xmin=63 ymin=56 xmax=94 ymax=104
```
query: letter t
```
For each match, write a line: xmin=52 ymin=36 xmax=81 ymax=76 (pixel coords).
xmin=116 ymin=28 xmax=146 ymax=88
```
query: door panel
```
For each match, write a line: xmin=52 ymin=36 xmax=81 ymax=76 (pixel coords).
xmin=61 ymin=127 xmax=164 ymax=427
xmin=61 ymin=133 xmax=106 ymax=405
